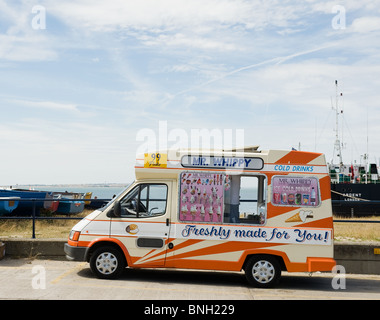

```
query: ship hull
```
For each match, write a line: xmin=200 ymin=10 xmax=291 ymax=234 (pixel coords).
xmin=331 ymin=183 xmax=380 ymax=216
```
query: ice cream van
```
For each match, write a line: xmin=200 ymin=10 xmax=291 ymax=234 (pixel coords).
xmin=64 ymin=146 xmax=336 ymax=287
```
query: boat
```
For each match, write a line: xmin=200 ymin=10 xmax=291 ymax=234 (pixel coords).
xmin=330 ymin=164 xmax=380 ymax=216
xmin=328 ymin=81 xmax=380 ymax=216
xmin=0 ymin=197 xmax=20 ymax=215
xmin=0 ymin=189 xmax=52 ymax=215
xmin=56 ymin=199 xmax=85 ymax=214
xmin=84 ymin=196 xmax=110 ymax=209
xmin=54 ymin=191 xmax=92 ymax=214
xmin=0 ymin=188 xmax=92 ymax=215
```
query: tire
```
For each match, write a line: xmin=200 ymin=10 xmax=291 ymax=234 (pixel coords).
xmin=244 ymin=255 xmax=281 ymax=288
xmin=90 ymin=246 xmax=126 ymax=279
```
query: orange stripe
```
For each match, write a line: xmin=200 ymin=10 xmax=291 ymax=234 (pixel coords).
xmin=151 ymin=239 xmax=204 ymax=260
xmin=166 ymin=258 xmax=240 ymax=271
xmin=77 ymin=240 xmax=91 ymax=247
xmin=141 ymin=248 xmax=157 ymax=259
xmin=166 ymin=246 xmax=288 ymax=271
xmin=293 ymin=217 xmax=334 ymax=229
xmin=266 ymin=202 xmax=298 ymax=219
xmin=67 ymin=239 xmax=78 ymax=247
xmin=275 ymin=151 xmax=322 ymax=165
xmin=132 ymin=256 xmax=334 ymax=272
xmin=166 ymin=240 xmax=280 ymax=262
xmin=132 ymin=239 xmax=204 ymax=265
xmin=319 ymin=175 xmax=331 ymax=201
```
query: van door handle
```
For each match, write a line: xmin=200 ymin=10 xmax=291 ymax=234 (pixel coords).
xmin=166 ymin=218 xmax=170 ymax=226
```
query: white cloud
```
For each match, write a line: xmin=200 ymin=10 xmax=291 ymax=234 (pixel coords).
xmin=49 ymin=0 xmax=255 ymax=31
xmin=311 ymin=0 xmax=380 ymax=14
xmin=351 ymin=16 xmax=380 ymax=33
xmin=47 ymin=0 xmax=322 ymax=52
xmin=9 ymin=99 xmax=79 ymax=112
xmin=0 ymin=1 xmax=58 ymax=61
xmin=0 ymin=33 xmax=57 ymax=62
xmin=142 ymin=33 xmax=239 ymax=51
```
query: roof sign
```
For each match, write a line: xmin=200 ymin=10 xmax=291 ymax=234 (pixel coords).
xmin=181 ymin=155 xmax=263 ymax=170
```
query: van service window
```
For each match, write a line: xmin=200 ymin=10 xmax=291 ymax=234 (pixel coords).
xmin=119 ymin=184 xmax=168 ymax=218
xmin=179 ymin=172 xmax=266 ymax=225
xmin=271 ymin=176 xmax=320 ymax=207
xmin=224 ymin=175 xmax=266 ymax=225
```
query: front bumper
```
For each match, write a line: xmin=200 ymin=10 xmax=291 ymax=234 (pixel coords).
xmin=64 ymin=243 xmax=88 ymax=261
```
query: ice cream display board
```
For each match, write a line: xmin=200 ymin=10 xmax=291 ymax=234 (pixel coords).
xmin=179 ymin=172 xmax=225 ymax=222
xmin=271 ymin=176 xmax=320 ymax=207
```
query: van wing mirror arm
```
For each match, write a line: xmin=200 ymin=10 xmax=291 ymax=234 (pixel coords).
xmin=113 ymin=200 xmax=121 ymax=217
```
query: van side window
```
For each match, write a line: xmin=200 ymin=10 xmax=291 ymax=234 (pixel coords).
xmin=271 ymin=176 xmax=320 ymax=207
xmin=224 ymin=175 xmax=266 ymax=225
xmin=119 ymin=184 xmax=168 ymax=218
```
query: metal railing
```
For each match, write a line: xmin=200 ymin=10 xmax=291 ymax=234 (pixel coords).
xmin=0 ymin=198 xmax=111 ymax=239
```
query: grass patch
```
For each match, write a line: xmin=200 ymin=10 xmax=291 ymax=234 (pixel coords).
xmin=333 ymin=215 xmax=380 ymax=242
xmin=0 ymin=209 xmax=92 ymax=239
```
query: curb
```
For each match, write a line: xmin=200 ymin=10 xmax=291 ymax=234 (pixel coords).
xmin=1 ymin=238 xmax=67 ymax=260
xmin=1 ymin=238 xmax=380 ymax=275
xmin=334 ymin=241 xmax=380 ymax=275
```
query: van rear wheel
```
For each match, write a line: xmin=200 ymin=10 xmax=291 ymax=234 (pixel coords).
xmin=245 ymin=255 xmax=281 ymax=288
xmin=90 ymin=246 xmax=125 ymax=279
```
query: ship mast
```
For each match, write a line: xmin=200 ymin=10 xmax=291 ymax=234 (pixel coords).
xmin=333 ymin=80 xmax=343 ymax=166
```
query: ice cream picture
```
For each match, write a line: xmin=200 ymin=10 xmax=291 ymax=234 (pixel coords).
xmin=216 ymin=207 xmax=222 ymax=221
xmin=181 ymin=205 xmax=188 ymax=216
xmin=285 ymin=210 xmax=313 ymax=223
xmin=208 ymin=206 xmax=213 ymax=221
xmin=200 ymin=205 xmax=205 ymax=220
xmin=126 ymin=224 xmax=139 ymax=234
xmin=180 ymin=172 xmax=224 ymax=223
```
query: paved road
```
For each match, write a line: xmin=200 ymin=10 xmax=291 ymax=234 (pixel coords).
xmin=1 ymin=257 xmax=380 ymax=300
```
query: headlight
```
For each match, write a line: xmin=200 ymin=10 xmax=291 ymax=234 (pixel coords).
xmin=69 ymin=230 xmax=80 ymax=241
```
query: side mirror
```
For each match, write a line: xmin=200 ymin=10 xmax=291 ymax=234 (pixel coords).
xmin=113 ymin=200 xmax=121 ymax=217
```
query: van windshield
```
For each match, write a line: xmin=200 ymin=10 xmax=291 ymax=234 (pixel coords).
xmin=98 ymin=182 xmax=133 ymax=211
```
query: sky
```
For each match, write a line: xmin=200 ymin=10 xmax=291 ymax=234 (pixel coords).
xmin=1 ymin=0 xmax=380 ymax=185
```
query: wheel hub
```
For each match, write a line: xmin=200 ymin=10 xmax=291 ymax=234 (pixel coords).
xmin=252 ymin=260 xmax=275 ymax=283
xmin=96 ymin=252 xmax=118 ymax=275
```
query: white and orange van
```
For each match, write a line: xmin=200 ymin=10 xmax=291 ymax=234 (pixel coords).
xmin=64 ymin=146 xmax=336 ymax=287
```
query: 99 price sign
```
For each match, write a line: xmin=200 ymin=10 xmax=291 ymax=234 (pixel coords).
xmin=144 ymin=153 xmax=167 ymax=168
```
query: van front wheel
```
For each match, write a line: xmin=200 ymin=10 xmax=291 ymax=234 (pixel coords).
xmin=90 ymin=246 xmax=125 ymax=279
xmin=244 ymin=255 xmax=281 ymax=288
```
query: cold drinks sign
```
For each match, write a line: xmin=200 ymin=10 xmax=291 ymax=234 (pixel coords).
xmin=272 ymin=176 xmax=320 ymax=207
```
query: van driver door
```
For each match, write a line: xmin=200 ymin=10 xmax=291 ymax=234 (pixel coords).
xmin=110 ymin=181 xmax=172 ymax=267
